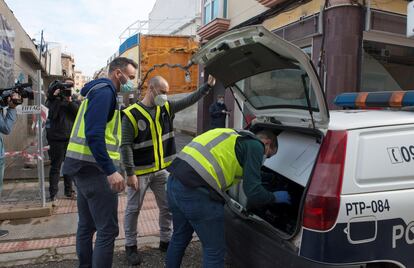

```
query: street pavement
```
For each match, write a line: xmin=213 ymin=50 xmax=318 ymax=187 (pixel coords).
xmin=0 ymin=131 xmax=194 ymax=267
xmin=9 ymin=242 xmax=232 ymax=268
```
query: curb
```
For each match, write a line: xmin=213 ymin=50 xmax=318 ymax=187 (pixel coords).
xmin=0 ymin=204 xmax=52 ymax=221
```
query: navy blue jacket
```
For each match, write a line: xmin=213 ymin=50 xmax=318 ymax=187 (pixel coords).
xmin=209 ymin=102 xmax=228 ymax=129
xmin=64 ymin=78 xmax=118 ymax=176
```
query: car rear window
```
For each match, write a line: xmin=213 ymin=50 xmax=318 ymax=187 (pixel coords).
xmin=234 ymin=68 xmax=320 ymax=111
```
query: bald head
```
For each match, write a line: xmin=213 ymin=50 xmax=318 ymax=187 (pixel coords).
xmin=149 ymin=76 xmax=169 ymax=92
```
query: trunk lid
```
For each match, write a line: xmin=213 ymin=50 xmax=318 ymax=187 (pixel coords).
xmin=191 ymin=25 xmax=329 ymax=129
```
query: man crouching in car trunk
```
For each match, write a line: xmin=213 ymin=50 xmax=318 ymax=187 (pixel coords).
xmin=165 ymin=128 xmax=292 ymax=268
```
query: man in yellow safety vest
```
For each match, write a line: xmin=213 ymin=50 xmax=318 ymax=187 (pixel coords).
xmin=165 ymin=128 xmax=291 ymax=268
xmin=63 ymin=57 xmax=138 ymax=268
xmin=121 ymin=75 xmax=216 ymax=265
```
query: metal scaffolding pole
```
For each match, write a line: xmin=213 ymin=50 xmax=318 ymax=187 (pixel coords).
xmin=37 ymin=31 xmax=46 ymax=207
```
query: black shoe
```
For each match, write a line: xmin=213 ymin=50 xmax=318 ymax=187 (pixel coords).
xmin=125 ymin=245 xmax=142 ymax=266
xmin=0 ymin=229 xmax=9 ymax=238
xmin=64 ymin=190 xmax=76 ymax=199
xmin=159 ymin=241 xmax=169 ymax=252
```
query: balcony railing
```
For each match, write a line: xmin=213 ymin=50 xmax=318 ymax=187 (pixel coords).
xmin=197 ymin=18 xmax=230 ymax=41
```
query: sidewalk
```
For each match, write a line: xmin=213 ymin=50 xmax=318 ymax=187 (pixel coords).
xmin=0 ymin=132 xmax=194 ymax=267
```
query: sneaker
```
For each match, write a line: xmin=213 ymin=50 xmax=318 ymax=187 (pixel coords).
xmin=159 ymin=241 xmax=169 ymax=252
xmin=0 ymin=229 xmax=9 ymax=238
xmin=125 ymin=245 xmax=142 ymax=265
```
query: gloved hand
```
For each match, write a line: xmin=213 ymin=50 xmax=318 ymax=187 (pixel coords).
xmin=273 ymin=191 xmax=291 ymax=205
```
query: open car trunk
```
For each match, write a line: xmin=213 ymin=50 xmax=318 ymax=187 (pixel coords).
xmin=190 ymin=25 xmax=331 ymax=266
xmin=227 ymin=124 xmax=323 ymax=237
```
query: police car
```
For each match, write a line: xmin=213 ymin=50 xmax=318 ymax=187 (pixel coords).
xmin=191 ymin=25 xmax=414 ymax=268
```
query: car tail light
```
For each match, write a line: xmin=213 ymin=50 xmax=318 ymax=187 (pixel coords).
xmin=303 ymin=130 xmax=347 ymax=231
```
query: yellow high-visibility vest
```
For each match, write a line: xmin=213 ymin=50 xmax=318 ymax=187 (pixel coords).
xmin=177 ymin=128 xmax=243 ymax=194
xmin=66 ymin=83 xmax=121 ymax=164
xmin=123 ymin=101 xmax=176 ymax=175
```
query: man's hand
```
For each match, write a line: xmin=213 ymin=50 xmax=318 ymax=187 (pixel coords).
xmin=107 ymin=172 xmax=126 ymax=193
xmin=207 ymin=75 xmax=216 ymax=87
xmin=53 ymin=89 xmax=61 ymax=96
xmin=127 ymin=175 xmax=139 ymax=191
xmin=8 ymin=93 xmax=21 ymax=109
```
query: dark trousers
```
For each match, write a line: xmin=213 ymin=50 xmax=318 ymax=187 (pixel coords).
xmin=48 ymin=141 xmax=73 ymax=198
xmin=74 ymin=165 xmax=119 ymax=268
xmin=166 ymin=176 xmax=225 ymax=268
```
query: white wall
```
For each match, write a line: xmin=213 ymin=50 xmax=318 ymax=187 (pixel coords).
xmin=48 ymin=45 xmax=62 ymax=76
xmin=148 ymin=0 xmax=201 ymax=35
xmin=171 ymin=18 xmax=202 ymax=37
xmin=228 ymin=0 xmax=268 ymax=28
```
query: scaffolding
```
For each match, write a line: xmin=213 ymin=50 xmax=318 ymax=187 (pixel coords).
xmin=119 ymin=16 xmax=200 ymax=44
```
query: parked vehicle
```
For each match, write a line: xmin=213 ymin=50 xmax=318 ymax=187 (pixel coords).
xmin=191 ymin=25 xmax=414 ymax=268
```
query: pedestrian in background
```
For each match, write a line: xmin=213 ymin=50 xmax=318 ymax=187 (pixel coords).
xmin=209 ymin=95 xmax=229 ymax=129
xmin=45 ymin=78 xmax=79 ymax=204
xmin=121 ymin=75 xmax=215 ymax=265
xmin=63 ymin=57 xmax=138 ymax=268
xmin=0 ymin=93 xmax=21 ymax=238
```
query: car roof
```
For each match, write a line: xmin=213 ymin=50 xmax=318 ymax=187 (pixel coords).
xmin=329 ymin=110 xmax=414 ymax=130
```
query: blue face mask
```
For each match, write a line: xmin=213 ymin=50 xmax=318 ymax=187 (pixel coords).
xmin=121 ymin=79 xmax=134 ymax=92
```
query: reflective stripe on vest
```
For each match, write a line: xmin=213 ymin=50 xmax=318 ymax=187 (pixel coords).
xmin=66 ymin=83 xmax=121 ymax=164
xmin=133 ymin=132 xmax=175 ymax=149
xmin=177 ymin=128 xmax=243 ymax=194
xmin=123 ymin=102 xmax=175 ymax=175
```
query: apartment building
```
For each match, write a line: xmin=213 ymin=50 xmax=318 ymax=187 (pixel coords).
xmin=196 ymin=0 xmax=413 ymax=132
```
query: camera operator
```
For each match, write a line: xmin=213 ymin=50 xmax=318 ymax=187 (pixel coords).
xmin=0 ymin=92 xmax=21 ymax=238
xmin=46 ymin=78 xmax=79 ymax=204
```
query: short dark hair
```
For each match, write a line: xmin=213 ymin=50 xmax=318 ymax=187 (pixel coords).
xmin=256 ymin=130 xmax=278 ymax=149
xmin=108 ymin=57 xmax=138 ymax=73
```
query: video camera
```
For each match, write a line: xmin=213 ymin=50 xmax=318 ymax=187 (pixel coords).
xmin=48 ymin=80 xmax=73 ymax=99
xmin=0 ymin=82 xmax=34 ymax=107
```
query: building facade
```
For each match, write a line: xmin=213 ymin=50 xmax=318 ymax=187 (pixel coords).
xmin=61 ymin=53 xmax=75 ymax=79
xmin=196 ymin=0 xmax=414 ymax=133
xmin=148 ymin=0 xmax=202 ymax=36
xmin=0 ymin=0 xmax=54 ymax=155
xmin=74 ymin=70 xmax=91 ymax=92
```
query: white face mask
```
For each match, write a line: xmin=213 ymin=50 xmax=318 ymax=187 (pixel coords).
xmin=154 ymin=94 xmax=168 ymax=106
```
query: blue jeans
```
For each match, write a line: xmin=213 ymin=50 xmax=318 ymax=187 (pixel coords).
xmin=166 ymin=176 xmax=225 ymax=268
xmin=73 ymin=165 xmax=119 ymax=268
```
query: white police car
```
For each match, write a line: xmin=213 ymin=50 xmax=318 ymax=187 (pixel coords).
xmin=191 ymin=25 xmax=414 ymax=268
